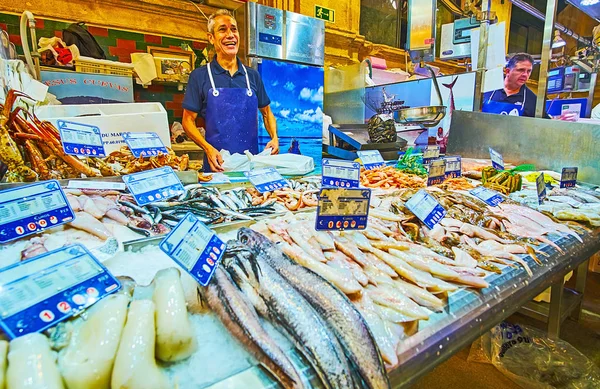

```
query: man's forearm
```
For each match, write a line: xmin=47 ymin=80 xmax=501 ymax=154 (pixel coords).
xmin=263 ymin=111 xmax=277 ymax=140
xmin=182 ymin=112 xmax=212 ymax=151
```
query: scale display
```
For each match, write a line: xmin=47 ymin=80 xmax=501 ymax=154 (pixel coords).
xmin=122 ymin=132 xmax=169 ymax=158
xmin=159 ymin=213 xmax=226 ymax=286
xmin=0 ymin=180 xmax=75 ymax=244
xmin=245 ymin=168 xmax=289 ymax=193
xmin=0 ymin=244 xmax=120 ymax=338
xmin=315 ymin=188 xmax=371 ymax=231
xmin=123 ymin=166 xmax=185 ymax=206
xmin=57 ymin=120 xmax=105 ymax=157
xmin=322 ymin=159 xmax=360 ymax=188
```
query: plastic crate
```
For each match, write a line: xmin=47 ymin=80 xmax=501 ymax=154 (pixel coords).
xmin=74 ymin=56 xmax=134 ymax=77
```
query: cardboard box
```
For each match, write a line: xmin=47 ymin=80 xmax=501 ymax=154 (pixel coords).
xmin=589 ymin=252 xmax=600 ymax=273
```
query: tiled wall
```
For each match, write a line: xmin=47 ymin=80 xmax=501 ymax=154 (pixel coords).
xmin=0 ymin=13 xmax=207 ymax=125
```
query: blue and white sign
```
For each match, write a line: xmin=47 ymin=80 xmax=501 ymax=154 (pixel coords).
xmin=444 ymin=156 xmax=462 ymax=178
xmin=122 ymin=132 xmax=169 ymax=158
xmin=422 ymin=146 xmax=440 ymax=164
xmin=159 ymin=212 xmax=226 ymax=286
xmin=0 ymin=180 xmax=75 ymax=244
xmin=0 ymin=244 xmax=120 ymax=339
xmin=560 ymin=167 xmax=578 ymax=189
xmin=357 ymin=150 xmax=385 ymax=170
xmin=315 ymin=188 xmax=371 ymax=231
xmin=405 ymin=190 xmax=446 ymax=229
xmin=322 ymin=159 xmax=360 ymax=188
xmin=489 ymin=147 xmax=504 ymax=171
xmin=57 ymin=120 xmax=105 ymax=157
xmin=536 ymin=173 xmax=547 ymax=205
xmin=469 ymin=186 xmax=505 ymax=206
xmin=427 ymin=159 xmax=446 ymax=186
xmin=122 ymin=166 xmax=184 ymax=206
xmin=245 ymin=168 xmax=289 ymax=193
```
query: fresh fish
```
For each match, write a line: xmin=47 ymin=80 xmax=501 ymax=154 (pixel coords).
xmin=117 ymin=199 xmax=149 ymax=215
xmin=219 ymin=193 xmax=240 ymax=211
xmin=324 ymin=251 xmax=369 ymax=287
xmin=217 ymin=208 xmax=255 ymax=220
xmin=286 ymin=223 xmax=328 ymax=262
xmin=238 ymin=228 xmax=390 ymax=389
xmin=209 ymin=193 xmax=227 ymax=209
xmin=69 ymin=211 xmax=112 ymax=240
xmin=365 ymin=285 xmax=430 ymax=320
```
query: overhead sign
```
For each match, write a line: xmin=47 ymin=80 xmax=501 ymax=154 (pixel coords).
xmin=315 ymin=5 xmax=335 ymax=22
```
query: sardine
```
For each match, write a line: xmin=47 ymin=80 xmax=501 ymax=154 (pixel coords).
xmin=216 ymin=208 xmax=255 ymax=220
xmin=238 ymin=228 xmax=390 ymax=389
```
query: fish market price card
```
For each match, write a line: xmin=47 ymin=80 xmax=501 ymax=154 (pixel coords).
xmin=245 ymin=167 xmax=289 ymax=193
xmin=427 ymin=159 xmax=446 ymax=186
xmin=469 ymin=186 xmax=505 ymax=206
xmin=444 ymin=156 xmax=462 ymax=178
xmin=560 ymin=167 xmax=578 ymax=189
xmin=0 ymin=244 xmax=120 ymax=339
xmin=123 ymin=166 xmax=185 ymax=206
xmin=422 ymin=146 xmax=440 ymax=164
xmin=159 ymin=212 xmax=226 ymax=286
xmin=322 ymin=159 xmax=360 ymax=188
xmin=406 ymin=190 xmax=446 ymax=229
xmin=0 ymin=180 xmax=75 ymax=244
xmin=315 ymin=188 xmax=371 ymax=231
xmin=357 ymin=150 xmax=385 ymax=170
xmin=489 ymin=147 xmax=504 ymax=170
xmin=57 ymin=120 xmax=105 ymax=157
xmin=122 ymin=132 xmax=169 ymax=158
xmin=536 ymin=173 xmax=547 ymax=205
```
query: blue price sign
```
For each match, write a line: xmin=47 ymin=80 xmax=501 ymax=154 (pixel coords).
xmin=57 ymin=120 xmax=106 ymax=157
xmin=122 ymin=132 xmax=169 ymax=158
xmin=122 ymin=166 xmax=185 ymax=206
xmin=469 ymin=186 xmax=505 ymax=206
xmin=159 ymin=213 xmax=226 ymax=286
xmin=244 ymin=168 xmax=289 ymax=193
xmin=405 ymin=190 xmax=446 ymax=229
xmin=0 ymin=180 xmax=75 ymax=244
xmin=315 ymin=188 xmax=371 ymax=231
xmin=560 ymin=167 xmax=577 ymax=188
xmin=357 ymin=150 xmax=385 ymax=170
xmin=489 ymin=147 xmax=504 ymax=170
xmin=427 ymin=159 xmax=446 ymax=186
xmin=444 ymin=156 xmax=462 ymax=178
xmin=322 ymin=159 xmax=360 ymax=188
xmin=536 ymin=173 xmax=547 ymax=205
xmin=422 ymin=146 xmax=440 ymax=164
xmin=0 ymin=244 xmax=120 ymax=339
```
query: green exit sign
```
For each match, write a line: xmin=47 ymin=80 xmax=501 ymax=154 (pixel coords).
xmin=315 ymin=5 xmax=335 ymax=23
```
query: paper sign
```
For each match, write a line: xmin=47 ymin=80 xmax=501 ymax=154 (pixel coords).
xmin=470 ymin=186 xmax=505 ymax=206
xmin=159 ymin=212 xmax=226 ymax=286
xmin=322 ymin=159 xmax=360 ymax=188
xmin=427 ymin=159 xmax=446 ymax=186
xmin=489 ymin=147 xmax=504 ymax=170
xmin=357 ymin=150 xmax=385 ymax=170
xmin=67 ymin=180 xmax=126 ymax=191
xmin=57 ymin=120 xmax=105 ymax=157
xmin=315 ymin=188 xmax=371 ymax=231
xmin=536 ymin=173 xmax=547 ymax=205
xmin=122 ymin=132 xmax=169 ymax=158
xmin=422 ymin=146 xmax=440 ymax=164
xmin=0 ymin=244 xmax=120 ymax=338
xmin=0 ymin=180 xmax=75 ymax=244
xmin=244 ymin=167 xmax=289 ymax=193
xmin=560 ymin=167 xmax=578 ymax=189
xmin=561 ymin=103 xmax=581 ymax=120
xmin=444 ymin=156 xmax=462 ymax=178
xmin=122 ymin=166 xmax=185 ymax=206
xmin=405 ymin=190 xmax=446 ymax=229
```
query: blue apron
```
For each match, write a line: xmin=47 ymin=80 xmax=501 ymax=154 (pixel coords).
xmin=482 ymin=89 xmax=526 ymax=116
xmin=204 ymin=62 xmax=258 ymax=172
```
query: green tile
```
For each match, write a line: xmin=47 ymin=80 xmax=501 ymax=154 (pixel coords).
xmin=135 ymin=41 xmax=149 ymax=51
xmin=108 ymin=29 xmax=143 ymax=41
xmin=161 ymin=37 xmax=185 ymax=47
xmin=7 ymin=24 xmax=19 ymax=35
xmin=94 ymin=36 xmax=117 ymax=48
xmin=0 ymin=13 xmax=20 ymax=25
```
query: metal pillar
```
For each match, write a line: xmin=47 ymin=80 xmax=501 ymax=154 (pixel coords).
xmin=535 ymin=0 xmax=560 ymax=118
xmin=585 ymin=73 xmax=597 ymax=118
xmin=570 ymin=259 xmax=589 ymax=322
xmin=473 ymin=0 xmax=491 ymax=111
xmin=547 ymin=280 xmax=564 ymax=339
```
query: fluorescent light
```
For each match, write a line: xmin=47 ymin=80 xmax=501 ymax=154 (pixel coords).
xmin=552 ymin=30 xmax=566 ymax=48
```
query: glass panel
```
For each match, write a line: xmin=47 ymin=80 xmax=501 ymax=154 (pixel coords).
xmin=360 ymin=0 xmax=400 ymax=47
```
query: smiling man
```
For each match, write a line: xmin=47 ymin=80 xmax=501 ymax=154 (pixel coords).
xmin=482 ymin=53 xmax=537 ymax=117
xmin=182 ymin=9 xmax=278 ymax=172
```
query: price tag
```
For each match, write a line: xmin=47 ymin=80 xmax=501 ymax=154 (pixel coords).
xmin=469 ymin=186 xmax=505 ymax=206
xmin=122 ymin=166 xmax=185 ymax=206
xmin=159 ymin=212 xmax=226 ymax=286
xmin=536 ymin=173 xmax=547 ymax=205
xmin=422 ymin=146 xmax=440 ymax=164
xmin=67 ymin=180 xmax=126 ymax=191
xmin=322 ymin=159 xmax=360 ymax=188
xmin=489 ymin=147 xmax=504 ymax=170
xmin=560 ymin=167 xmax=578 ymax=188
xmin=357 ymin=150 xmax=385 ymax=170
xmin=57 ymin=120 xmax=106 ymax=157
xmin=0 ymin=244 xmax=120 ymax=339
xmin=244 ymin=168 xmax=289 ymax=193
xmin=122 ymin=132 xmax=169 ymax=158
xmin=405 ymin=189 xmax=446 ymax=229
xmin=0 ymin=180 xmax=75 ymax=244
xmin=427 ymin=159 xmax=446 ymax=186
xmin=444 ymin=156 xmax=462 ymax=178
xmin=315 ymin=188 xmax=371 ymax=231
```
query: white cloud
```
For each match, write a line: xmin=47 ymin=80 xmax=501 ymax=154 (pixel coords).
xmin=271 ymin=80 xmax=279 ymax=87
xmin=279 ymin=109 xmax=291 ymax=118
xmin=271 ymin=101 xmax=281 ymax=108
xmin=283 ymin=81 xmax=295 ymax=91
xmin=293 ymin=106 xmax=323 ymax=123
xmin=298 ymin=86 xmax=323 ymax=103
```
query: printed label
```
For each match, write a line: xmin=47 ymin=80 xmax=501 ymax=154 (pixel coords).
xmin=315 ymin=188 xmax=371 ymax=231
xmin=405 ymin=190 xmax=446 ymax=229
xmin=444 ymin=156 xmax=462 ymax=178
xmin=357 ymin=150 xmax=385 ymax=170
xmin=489 ymin=147 xmax=504 ymax=170
xmin=244 ymin=167 xmax=289 ymax=193
xmin=322 ymin=159 xmax=360 ymax=188
xmin=470 ymin=186 xmax=505 ymax=206
xmin=122 ymin=132 xmax=169 ymax=158
xmin=427 ymin=159 xmax=446 ymax=186
xmin=122 ymin=166 xmax=185 ymax=206
xmin=57 ymin=120 xmax=106 ymax=157
xmin=560 ymin=167 xmax=577 ymax=189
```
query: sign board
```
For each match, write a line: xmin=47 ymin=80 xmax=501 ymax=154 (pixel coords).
xmin=122 ymin=167 xmax=185 ymax=206
xmin=315 ymin=5 xmax=335 ymax=22
xmin=357 ymin=150 xmax=385 ymax=170
xmin=315 ymin=188 xmax=371 ymax=231
xmin=322 ymin=159 xmax=360 ymax=188
xmin=40 ymin=70 xmax=133 ymax=105
xmin=560 ymin=167 xmax=577 ymax=189
xmin=405 ymin=190 xmax=446 ymax=229
xmin=245 ymin=168 xmax=289 ymax=193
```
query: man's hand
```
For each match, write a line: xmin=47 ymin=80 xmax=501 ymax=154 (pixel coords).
xmin=265 ymin=137 xmax=279 ymax=155
xmin=205 ymin=145 xmax=224 ymax=172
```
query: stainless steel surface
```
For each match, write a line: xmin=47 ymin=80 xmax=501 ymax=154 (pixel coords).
xmin=284 ymin=10 xmax=325 ymax=66
xmin=406 ymin=0 xmax=436 ymax=63
xmin=440 ymin=23 xmax=473 ymax=60
xmin=519 ymin=288 xmax=583 ymax=323
xmin=535 ymin=0 xmax=559 ymax=118
xmin=473 ymin=0 xmax=491 ymax=112
xmin=446 ymin=110 xmax=600 ymax=185
xmin=585 ymin=72 xmax=598 ymax=118
xmin=548 ymin=281 xmax=565 ymax=339
xmin=571 ymin=259 xmax=589 ymax=322
xmin=246 ymin=3 xmax=284 ymax=61
xmin=395 ymin=106 xmax=446 ymax=127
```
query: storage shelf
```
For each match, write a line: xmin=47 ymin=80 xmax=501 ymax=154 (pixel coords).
xmin=519 ymin=287 xmax=583 ymax=324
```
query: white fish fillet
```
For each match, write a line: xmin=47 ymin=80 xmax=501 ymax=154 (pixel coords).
xmin=353 ymin=295 xmax=399 ymax=366
xmin=452 ymin=247 xmax=478 ymax=268
xmin=69 ymin=211 xmax=112 ymax=240
xmin=324 ymin=251 xmax=369 ymax=286
xmin=366 ymin=285 xmax=430 ymax=320
xmin=287 ymin=223 xmax=328 ymax=262
xmin=7 ymin=333 xmax=65 ymax=389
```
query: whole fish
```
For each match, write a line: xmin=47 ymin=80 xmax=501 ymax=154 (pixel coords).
xmin=238 ymin=228 xmax=390 ymax=389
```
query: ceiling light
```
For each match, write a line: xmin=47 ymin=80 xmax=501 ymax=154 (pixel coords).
xmin=552 ymin=30 xmax=566 ymax=49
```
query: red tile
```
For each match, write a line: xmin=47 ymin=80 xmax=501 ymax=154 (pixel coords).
xmin=192 ymin=41 xmax=204 ymax=50
xmin=8 ymin=35 xmax=21 ymax=46
xmin=169 ymin=45 xmax=181 ymax=50
xmin=54 ymin=31 xmax=63 ymax=39
xmin=88 ymin=26 xmax=109 ymax=37
xmin=118 ymin=56 xmax=131 ymax=63
xmin=173 ymin=94 xmax=185 ymax=103
xmin=116 ymin=39 xmax=136 ymax=50
xmin=172 ymin=108 xmax=183 ymax=118
xmin=35 ymin=19 xmax=44 ymax=29
xmin=165 ymin=101 xmax=178 ymax=109
xmin=109 ymin=47 xmax=134 ymax=57
xmin=134 ymin=91 xmax=141 ymax=100
xmin=144 ymin=34 xmax=162 ymax=44
xmin=148 ymin=84 xmax=164 ymax=92
xmin=0 ymin=23 xmax=7 ymax=31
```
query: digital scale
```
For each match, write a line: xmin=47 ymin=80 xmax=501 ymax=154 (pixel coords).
xmin=440 ymin=18 xmax=480 ymax=60
xmin=324 ymin=124 xmax=408 ymax=161
xmin=547 ymin=67 xmax=566 ymax=94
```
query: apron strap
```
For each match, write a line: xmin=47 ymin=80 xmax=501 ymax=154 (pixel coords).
xmin=521 ymin=90 xmax=526 ymax=111
xmin=488 ymin=90 xmax=496 ymax=103
xmin=240 ymin=64 xmax=253 ymax=97
xmin=207 ymin=61 xmax=253 ymax=98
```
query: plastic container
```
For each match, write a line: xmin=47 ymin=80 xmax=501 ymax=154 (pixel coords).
xmin=74 ymin=56 xmax=135 ymax=77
